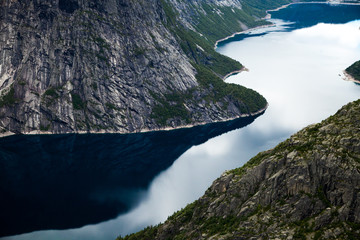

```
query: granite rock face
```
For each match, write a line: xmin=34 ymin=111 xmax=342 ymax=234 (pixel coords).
xmin=0 ymin=0 xmax=270 ymax=136
xmin=120 ymin=99 xmax=360 ymax=239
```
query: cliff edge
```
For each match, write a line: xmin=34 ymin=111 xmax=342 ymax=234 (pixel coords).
xmin=119 ymin=99 xmax=360 ymax=239
xmin=0 ymin=0 xmax=291 ymax=136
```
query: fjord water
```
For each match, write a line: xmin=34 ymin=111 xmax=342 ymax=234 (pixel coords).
xmin=0 ymin=116 xmax=257 ymax=237
xmin=2 ymin=3 xmax=360 ymax=240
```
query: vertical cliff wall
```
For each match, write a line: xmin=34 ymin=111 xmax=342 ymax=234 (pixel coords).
xmin=0 ymin=0 xmax=281 ymax=136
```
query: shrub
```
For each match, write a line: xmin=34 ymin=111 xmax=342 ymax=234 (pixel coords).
xmin=0 ymin=87 xmax=17 ymax=107
xmin=71 ymin=93 xmax=85 ymax=110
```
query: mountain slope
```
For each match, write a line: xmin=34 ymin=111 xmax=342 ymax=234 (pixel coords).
xmin=345 ymin=60 xmax=360 ymax=82
xmin=0 ymin=0 xmax=293 ymax=136
xmin=119 ymin=99 xmax=360 ymax=240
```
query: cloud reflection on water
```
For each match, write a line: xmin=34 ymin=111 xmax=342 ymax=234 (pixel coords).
xmin=3 ymin=14 xmax=360 ymax=240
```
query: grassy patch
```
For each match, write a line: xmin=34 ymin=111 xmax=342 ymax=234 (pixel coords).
xmin=201 ymin=215 xmax=239 ymax=235
xmin=167 ymin=201 xmax=198 ymax=223
xmin=116 ymin=225 xmax=158 ymax=240
xmin=316 ymin=187 xmax=331 ymax=208
xmin=44 ymin=87 xmax=59 ymax=98
xmin=42 ymin=86 xmax=63 ymax=106
xmin=230 ymin=150 xmax=272 ymax=176
xmin=151 ymin=100 xmax=190 ymax=125
xmin=71 ymin=92 xmax=85 ymax=110
xmin=105 ymin=102 xmax=121 ymax=111
xmin=194 ymin=63 xmax=267 ymax=113
xmin=160 ymin=0 xmax=242 ymax=77
xmin=40 ymin=124 xmax=50 ymax=131
xmin=0 ymin=87 xmax=17 ymax=107
xmin=150 ymin=89 xmax=192 ymax=125
xmin=194 ymin=4 xmax=266 ymax=44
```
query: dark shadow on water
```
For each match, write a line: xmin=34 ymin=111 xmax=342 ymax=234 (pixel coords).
xmin=0 ymin=114 xmax=261 ymax=237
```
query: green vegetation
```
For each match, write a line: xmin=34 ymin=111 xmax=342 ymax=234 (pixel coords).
xmin=0 ymin=87 xmax=17 ymax=107
xmin=71 ymin=92 xmax=86 ymax=110
xmin=152 ymin=102 xmax=189 ymax=124
xmin=91 ymin=83 xmax=98 ymax=91
xmin=160 ymin=0 xmax=242 ymax=77
xmin=150 ymin=63 xmax=267 ymax=125
xmin=162 ymin=0 xmax=291 ymax=47
xmin=134 ymin=47 xmax=146 ymax=57
xmin=149 ymin=62 xmax=267 ymax=125
xmin=346 ymin=60 xmax=360 ymax=81
xmin=316 ymin=187 xmax=331 ymax=208
xmin=242 ymin=0 xmax=291 ymax=17
xmin=18 ymin=80 xmax=26 ymax=86
xmin=116 ymin=226 xmax=158 ymax=240
xmin=194 ymin=4 xmax=266 ymax=44
xmin=118 ymin=201 xmax=199 ymax=240
xmin=194 ymin=64 xmax=267 ymax=113
xmin=200 ymin=215 xmax=239 ymax=235
xmin=176 ymin=25 xmax=243 ymax=76
xmin=150 ymin=90 xmax=191 ymax=125
xmin=167 ymin=201 xmax=198 ymax=223
xmin=40 ymin=124 xmax=50 ymax=131
xmin=42 ymin=86 xmax=64 ymax=106
xmin=230 ymin=150 xmax=272 ymax=177
xmin=93 ymin=36 xmax=110 ymax=49
xmin=149 ymin=0 xmax=270 ymax=125
xmin=105 ymin=102 xmax=120 ymax=111
xmin=118 ymin=98 xmax=360 ymax=240
xmin=44 ymin=87 xmax=59 ymax=98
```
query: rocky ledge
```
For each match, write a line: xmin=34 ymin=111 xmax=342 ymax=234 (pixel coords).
xmin=119 ymin=99 xmax=360 ymax=239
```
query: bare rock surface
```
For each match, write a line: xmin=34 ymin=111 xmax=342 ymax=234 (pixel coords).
xmin=119 ymin=99 xmax=360 ymax=240
xmin=0 ymin=0 xmax=272 ymax=136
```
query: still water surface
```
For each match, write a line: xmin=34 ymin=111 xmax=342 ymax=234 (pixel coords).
xmin=2 ymin=3 xmax=360 ymax=240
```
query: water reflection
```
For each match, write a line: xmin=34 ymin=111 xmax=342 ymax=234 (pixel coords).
xmin=216 ymin=19 xmax=294 ymax=48
xmin=270 ymin=3 xmax=360 ymax=30
xmin=2 ymin=3 xmax=360 ymax=240
xmin=217 ymin=3 xmax=360 ymax=48
xmin=0 ymin=115 xmax=259 ymax=237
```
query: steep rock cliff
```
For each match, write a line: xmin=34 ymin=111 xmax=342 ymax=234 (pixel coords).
xmin=119 ymin=99 xmax=360 ymax=239
xmin=168 ymin=0 xmax=290 ymax=44
xmin=0 ymin=0 xmax=280 ymax=136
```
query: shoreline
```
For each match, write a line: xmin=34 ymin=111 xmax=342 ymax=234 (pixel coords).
xmin=222 ymin=67 xmax=249 ymax=80
xmin=7 ymin=1 xmax=357 ymax=139
xmin=214 ymin=24 xmax=275 ymax=49
xmin=343 ymin=71 xmax=360 ymax=84
xmin=213 ymin=1 xmax=293 ymax=49
xmin=0 ymin=4 xmax=275 ymax=140
xmin=215 ymin=1 xmax=360 ymax=50
xmin=0 ymin=105 xmax=268 ymax=138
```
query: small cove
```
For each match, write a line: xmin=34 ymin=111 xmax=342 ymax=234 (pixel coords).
xmin=1 ymin=3 xmax=360 ymax=240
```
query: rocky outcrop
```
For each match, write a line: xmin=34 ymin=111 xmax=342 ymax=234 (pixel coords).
xmin=119 ymin=99 xmax=360 ymax=239
xmin=169 ymin=0 xmax=291 ymax=43
xmin=345 ymin=60 xmax=360 ymax=83
xmin=0 ymin=0 xmax=275 ymax=136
